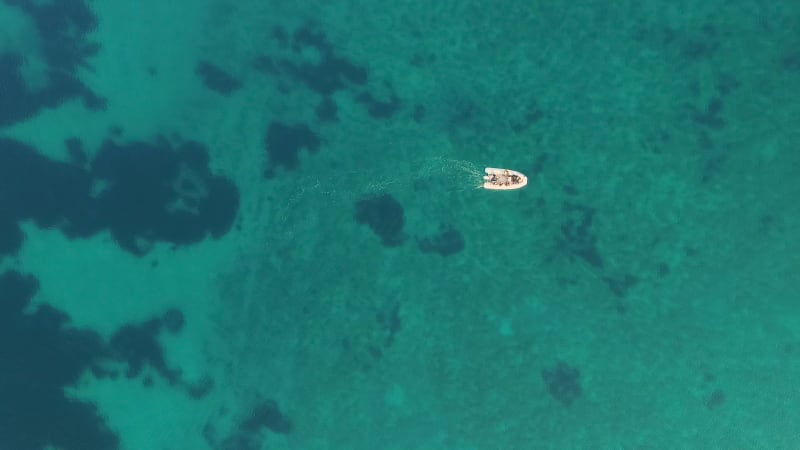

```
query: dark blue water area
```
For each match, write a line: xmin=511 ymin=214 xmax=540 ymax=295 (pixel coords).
xmin=0 ymin=1 xmax=246 ymax=449
xmin=0 ymin=1 xmax=384 ymax=447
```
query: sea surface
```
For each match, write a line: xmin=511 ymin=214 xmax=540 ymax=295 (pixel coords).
xmin=1 ymin=1 xmax=799 ymax=449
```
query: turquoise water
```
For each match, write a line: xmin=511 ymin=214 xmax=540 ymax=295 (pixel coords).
xmin=1 ymin=1 xmax=799 ymax=449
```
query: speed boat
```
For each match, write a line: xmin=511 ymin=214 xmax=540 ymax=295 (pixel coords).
xmin=483 ymin=167 xmax=528 ymax=190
